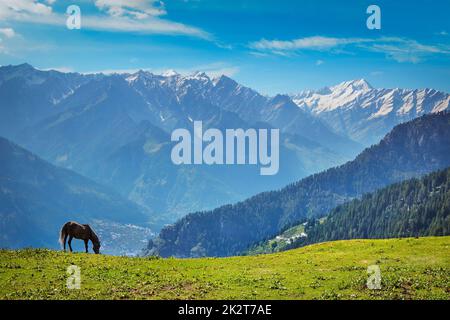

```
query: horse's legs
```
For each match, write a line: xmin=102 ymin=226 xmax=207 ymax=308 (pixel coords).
xmin=68 ymin=236 xmax=73 ymax=252
xmin=84 ymin=240 xmax=88 ymax=253
xmin=63 ymin=234 xmax=68 ymax=251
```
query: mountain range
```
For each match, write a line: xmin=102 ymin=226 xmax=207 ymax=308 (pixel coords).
xmin=146 ymin=112 xmax=450 ymax=257
xmin=292 ymin=79 xmax=450 ymax=145
xmin=1 ymin=64 xmax=365 ymax=229
xmin=1 ymin=63 xmax=449 ymax=255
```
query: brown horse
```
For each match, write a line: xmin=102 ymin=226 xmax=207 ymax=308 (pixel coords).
xmin=59 ymin=221 xmax=101 ymax=254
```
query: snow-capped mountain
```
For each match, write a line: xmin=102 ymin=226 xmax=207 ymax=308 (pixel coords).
xmin=292 ymin=79 xmax=450 ymax=145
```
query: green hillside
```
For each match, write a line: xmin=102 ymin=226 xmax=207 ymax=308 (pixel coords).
xmin=248 ymin=167 xmax=450 ymax=255
xmin=302 ymin=167 xmax=450 ymax=245
xmin=1 ymin=236 xmax=449 ymax=300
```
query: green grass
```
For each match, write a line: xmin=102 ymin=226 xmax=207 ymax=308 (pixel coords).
xmin=1 ymin=236 xmax=449 ymax=300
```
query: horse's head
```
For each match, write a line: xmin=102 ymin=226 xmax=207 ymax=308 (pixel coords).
xmin=93 ymin=242 xmax=101 ymax=254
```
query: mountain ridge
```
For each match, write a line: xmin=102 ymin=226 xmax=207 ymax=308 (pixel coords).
xmin=291 ymin=79 xmax=450 ymax=145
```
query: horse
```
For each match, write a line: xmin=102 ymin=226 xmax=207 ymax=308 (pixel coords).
xmin=59 ymin=221 xmax=101 ymax=254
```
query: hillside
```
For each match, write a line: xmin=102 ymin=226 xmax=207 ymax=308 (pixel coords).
xmin=248 ymin=167 xmax=450 ymax=255
xmin=0 ymin=137 xmax=150 ymax=254
xmin=0 ymin=237 xmax=448 ymax=300
xmin=298 ymin=167 xmax=450 ymax=245
xmin=147 ymin=112 xmax=450 ymax=258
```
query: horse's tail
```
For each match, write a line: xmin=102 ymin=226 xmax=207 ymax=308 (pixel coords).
xmin=59 ymin=223 xmax=68 ymax=248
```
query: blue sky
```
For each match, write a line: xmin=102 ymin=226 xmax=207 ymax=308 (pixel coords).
xmin=0 ymin=0 xmax=449 ymax=94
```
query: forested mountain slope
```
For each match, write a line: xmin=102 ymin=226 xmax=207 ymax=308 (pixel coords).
xmin=248 ymin=167 xmax=450 ymax=254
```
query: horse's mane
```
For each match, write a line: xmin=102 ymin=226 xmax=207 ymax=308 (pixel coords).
xmin=88 ymin=225 xmax=100 ymax=244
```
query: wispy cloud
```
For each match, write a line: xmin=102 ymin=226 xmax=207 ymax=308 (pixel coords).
xmin=82 ymin=15 xmax=211 ymax=39
xmin=363 ymin=37 xmax=450 ymax=63
xmin=0 ymin=28 xmax=15 ymax=38
xmin=249 ymin=36 xmax=370 ymax=52
xmin=0 ymin=0 xmax=211 ymax=39
xmin=0 ymin=0 xmax=53 ymax=19
xmin=249 ymin=35 xmax=450 ymax=63
xmin=94 ymin=0 xmax=166 ymax=19
xmin=0 ymin=26 xmax=16 ymax=54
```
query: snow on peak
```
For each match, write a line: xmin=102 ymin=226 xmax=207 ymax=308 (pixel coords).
xmin=291 ymin=79 xmax=374 ymax=113
xmin=331 ymin=79 xmax=373 ymax=92
xmin=212 ymin=74 xmax=237 ymax=87
xmin=291 ymin=79 xmax=449 ymax=122
xmin=125 ymin=74 xmax=139 ymax=83
xmin=162 ymin=69 xmax=179 ymax=77
xmin=126 ymin=70 xmax=154 ymax=82
xmin=177 ymin=71 xmax=211 ymax=85
xmin=191 ymin=71 xmax=210 ymax=80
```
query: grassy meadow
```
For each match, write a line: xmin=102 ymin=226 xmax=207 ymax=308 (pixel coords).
xmin=0 ymin=236 xmax=449 ymax=300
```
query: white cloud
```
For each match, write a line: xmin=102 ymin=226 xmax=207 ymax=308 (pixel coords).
xmin=364 ymin=37 xmax=450 ymax=63
xmin=81 ymin=15 xmax=211 ymax=39
xmin=0 ymin=0 xmax=211 ymax=40
xmin=249 ymin=36 xmax=370 ymax=52
xmin=249 ymin=35 xmax=450 ymax=63
xmin=315 ymin=59 xmax=324 ymax=66
xmin=0 ymin=0 xmax=53 ymax=20
xmin=249 ymin=51 xmax=269 ymax=57
xmin=0 ymin=28 xmax=15 ymax=38
xmin=94 ymin=0 xmax=166 ymax=19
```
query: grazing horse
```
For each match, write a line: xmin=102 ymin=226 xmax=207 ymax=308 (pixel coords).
xmin=59 ymin=221 xmax=101 ymax=254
